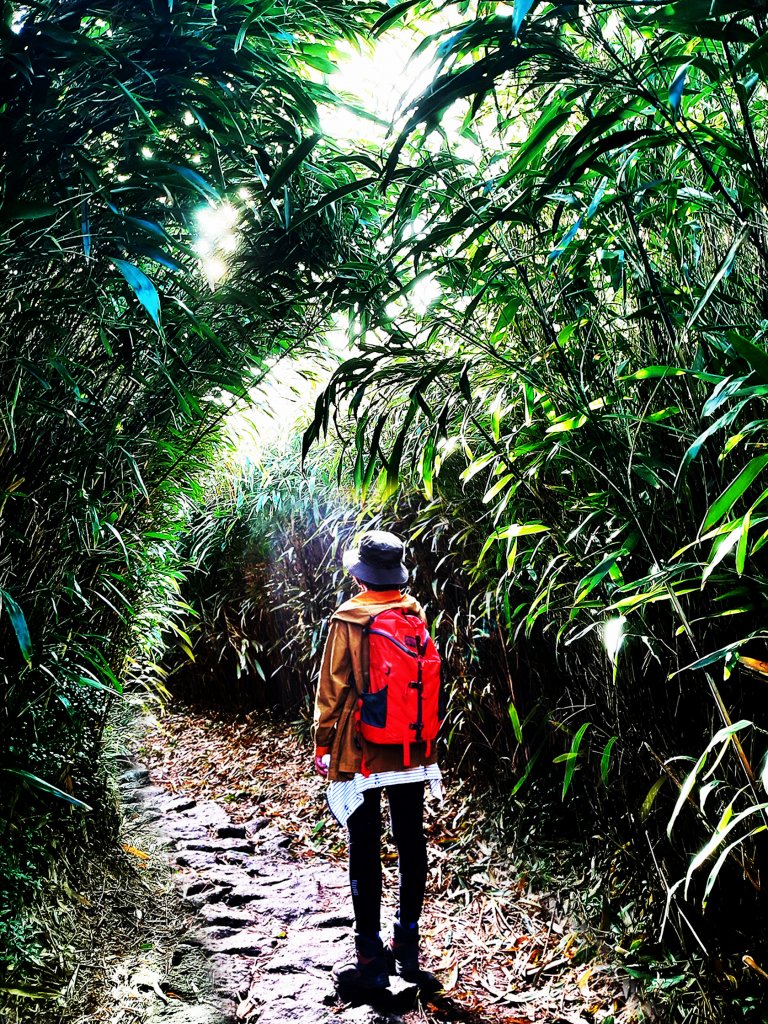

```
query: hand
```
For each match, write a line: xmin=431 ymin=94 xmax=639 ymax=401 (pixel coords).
xmin=314 ymin=754 xmax=329 ymax=777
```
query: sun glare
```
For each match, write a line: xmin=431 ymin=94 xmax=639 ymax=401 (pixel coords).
xmin=11 ymin=6 xmax=27 ymax=32
xmin=226 ymin=360 xmax=333 ymax=464
xmin=320 ymin=31 xmax=439 ymax=145
xmin=602 ymin=616 xmax=627 ymax=665
xmin=194 ymin=202 xmax=240 ymax=286
xmin=203 ymin=255 xmax=227 ymax=285
xmin=411 ymin=275 xmax=440 ymax=316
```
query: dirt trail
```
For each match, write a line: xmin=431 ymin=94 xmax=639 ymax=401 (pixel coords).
xmin=118 ymin=764 xmax=438 ymax=1024
xmin=102 ymin=708 xmax=640 ymax=1024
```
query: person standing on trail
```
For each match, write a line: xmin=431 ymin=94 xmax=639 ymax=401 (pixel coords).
xmin=313 ymin=530 xmax=443 ymax=997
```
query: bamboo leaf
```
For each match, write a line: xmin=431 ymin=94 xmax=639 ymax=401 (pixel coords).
xmin=669 ymin=62 xmax=691 ymax=116
xmin=686 ymin=226 xmax=749 ymax=331
xmin=620 ymin=365 xmax=722 ymax=383
xmin=512 ymin=0 xmax=536 ymax=38
xmin=0 ymin=589 xmax=32 ymax=664
xmin=546 ymin=412 xmax=587 ymax=433
xmin=266 ymin=134 xmax=321 ymax=197
xmin=561 ymin=722 xmax=590 ymax=800
xmin=548 ymin=217 xmax=582 ymax=262
xmin=482 ymin=473 xmax=515 ymax=504
xmin=703 ymin=826 xmax=767 ymax=905
xmin=287 ymin=176 xmax=377 ymax=231
xmin=600 ymin=735 xmax=618 ymax=785
xmin=684 ymin=802 xmax=768 ymax=898
xmin=667 ymin=752 xmax=707 ymax=837
xmin=510 ymin=745 xmax=543 ymax=796
xmin=508 ymin=702 xmax=523 ymax=743
xmin=507 ymin=108 xmax=571 ymax=177
xmin=701 ymin=527 xmax=741 ymax=586
xmin=668 ymin=721 xmax=752 ymax=837
xmin=114 ymin=79 xmax=160 ymax=135
xmin=420 ymin=434 xmax=436 ymax=499
xmin=77 ymin=674 xmax=123 ymax=696
xmin=641 ymin=777 xmax=666 ymax=819
xmin=728 ymin=331 xmax=768 ymax=384
xmin=2 ymin=768 xmax=92 ymax=811
xmin=168 ymin=164 xmax=220 ymax=200
xmin=678 ymin=404 xmax=744 ymax=478
xmin=1 ymin=201 xmax=57 ymax=220
xmin=736 ymin=506 xmax=752 ymax=575
xmin=113 ymin=259 xmax=161 ymax=330
xmin=372 ymin=0 xmax=422 ymax=34
xmin=575 ymin=552 xmax=621 ymax=605
xmin=702 ymin=454 xmax=768 ymax=532
xmin=672 ymin=641 xmax=744 ymax=676
xmin=497 ymin=523 xmax=550 ymax=539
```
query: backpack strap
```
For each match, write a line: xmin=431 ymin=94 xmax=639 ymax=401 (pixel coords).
xmin=361 ymin=615 xmax=373 ymax=695
xmin=352 ymin=615 xmax=374 ymax=777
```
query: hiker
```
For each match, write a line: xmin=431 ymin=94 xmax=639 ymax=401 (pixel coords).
xmin=313 ymin=529 xmax=443 ymax=996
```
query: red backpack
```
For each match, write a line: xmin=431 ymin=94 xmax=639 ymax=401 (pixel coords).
xmin=356 ymin=607 xmax=442 ymax=774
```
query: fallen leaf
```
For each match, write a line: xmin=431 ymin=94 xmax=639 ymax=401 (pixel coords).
xmin=129 ymin=968 xmax=167 ymax=1003
xmin=504 ymin=990 xmax=543 ymax=1004
xmin=122 ymin=844 xmax=150 ymax=860
xmin=577 ymin=966 xmax=594 ymax=993
xmin=443 ymin=964 xmax=459 ymax=992
xmin=743 ymin=954 xmax=768 ymax=981
xmin=0 ymin=987 xmax=61 ymax=999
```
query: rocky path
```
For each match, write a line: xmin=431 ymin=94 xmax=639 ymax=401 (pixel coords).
xmin=102 ymin=706 xmax=640 ymax=1024
xmin=118 ymin=764 xmax=423 ymax=1024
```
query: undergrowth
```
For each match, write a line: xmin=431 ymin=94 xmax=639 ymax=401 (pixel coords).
xmin=0 ymin=696 xmax=186 ymax=1021
xmin=157 ymin=417 xmax=768 ymax=1022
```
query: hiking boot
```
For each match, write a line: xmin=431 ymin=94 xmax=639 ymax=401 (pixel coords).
xmin=332 ymin=933 xmax=389 ymax=994
xmin=387 ymin=924 xmax=442 ymax=995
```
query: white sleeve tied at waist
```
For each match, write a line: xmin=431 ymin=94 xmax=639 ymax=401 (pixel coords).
xmin=326 ymin=764 xmax=443 ymax=827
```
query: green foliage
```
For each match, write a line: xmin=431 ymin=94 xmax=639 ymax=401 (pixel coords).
xmin=0 ymin=0 xmax=381 ymax=798
xmin=0 ymin=0 xmax=382 ymax=994
xmin=0 ymin=847 xmax=43 ymax=974
xmin=165 ymin=424 xmax=536 ymax=789
xmin=300 ymin=0 xmax=768 ymax=961
xmin=9 ymin=0 xmax=768 ymax=1014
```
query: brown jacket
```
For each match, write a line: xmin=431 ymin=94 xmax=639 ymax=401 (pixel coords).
xmin=312 ymin=592 xmax=440 ymax=781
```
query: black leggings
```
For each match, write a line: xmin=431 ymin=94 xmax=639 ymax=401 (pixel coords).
xmin=347 ymin=782 xmax=427 ymax=938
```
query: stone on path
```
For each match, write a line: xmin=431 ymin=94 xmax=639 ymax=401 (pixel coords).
xmin=120 ymin=766 xmax=151 ymax=787
xmin=122 ymin=769 xmax=417 ymax=1024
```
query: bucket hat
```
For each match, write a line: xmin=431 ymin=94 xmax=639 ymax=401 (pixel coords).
xmin=342 ymin=530 xmax=409 ymax=587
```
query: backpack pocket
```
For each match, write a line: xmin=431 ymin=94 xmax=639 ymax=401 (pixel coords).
xmin=359 ymin=686 xmax=388 ymax=730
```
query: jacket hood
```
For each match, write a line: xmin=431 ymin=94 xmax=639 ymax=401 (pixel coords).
xmin=332 ymin=592 xmax=423 ymax=625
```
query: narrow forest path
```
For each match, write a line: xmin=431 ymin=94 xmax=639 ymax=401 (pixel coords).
xmin=98 ymin=705 xmax=646 ymax=1024
xmin=119 ymin=768 xmax=411 ymax=1024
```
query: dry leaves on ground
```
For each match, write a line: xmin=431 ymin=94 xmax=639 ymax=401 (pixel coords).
xmin=141 ymin=704 xmax=645 ymax=1024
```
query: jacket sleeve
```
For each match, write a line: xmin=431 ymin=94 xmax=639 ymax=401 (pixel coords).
xmin=313 ymin=618 xmax=353 ymax=752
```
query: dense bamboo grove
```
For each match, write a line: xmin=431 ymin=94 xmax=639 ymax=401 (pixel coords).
xmin=0 ymin=0 xmax=381 ymax=988
xmin=6 ymin=1 xmax=768 ymax=1019
xmin=343 ymin=0 xmax=768 ymax=941
xmin=174 ymin=2 xmax=768 ymax=1016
